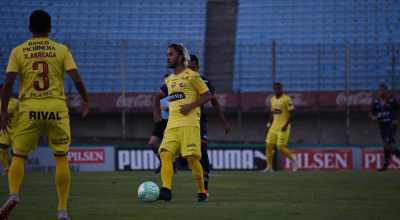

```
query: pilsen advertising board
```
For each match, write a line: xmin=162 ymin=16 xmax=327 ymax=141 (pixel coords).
xmin=115 ymin=147 xmax=276 ymax=171
xmin=0 ymin=147 xmax=115 ymax=172
xmin=362 ymin=149 xmax=400 ymax=171
xmin=283 ymin=149 xmax=353 ymax=171
xmin=66 ymin=91 xmax=400 ymax=113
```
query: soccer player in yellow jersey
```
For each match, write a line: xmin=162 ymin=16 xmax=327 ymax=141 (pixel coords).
xmin=0 ymin=84 xmax=21 ymax=176
xmin=261 ymin=83 xmax=298 ymax=172
xmin=0 ymin=10 xmax=90 ymax=220
xmin=153 ymin=43 xmax=211 ymax=202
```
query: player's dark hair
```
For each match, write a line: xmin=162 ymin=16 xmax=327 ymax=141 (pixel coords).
xmin=189 ymin=55 xmax=199 ymax=66
xmin=274 ymin=82 xmax=283 ymax=88
xmin=379 ymin=84 xmax=388 ymax=89
xmin=30 ymin=10 xmax=51 ymax=34
xmin=163 ymin=74 xmax=169 ymax=78
xmin=169 ymin=43 xmax=190 ymax=66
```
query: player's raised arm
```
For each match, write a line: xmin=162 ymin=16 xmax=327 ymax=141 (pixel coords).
xmin=211 ymin=96 xmax=231 ymax=135
xmin=66 ymin=69 xmax=90 ymax=117
xmin=1 ymin=72 xmax=17 ymax=133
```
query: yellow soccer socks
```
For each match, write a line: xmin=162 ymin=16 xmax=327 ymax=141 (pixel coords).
xmin=54 ymin=155 xmax=71 ymax=211
xmin=278 ymin=145 xmax=295 ymax=162
xmin=266 ymin=143 xmax=274 ymax=168
xmin=0 ymin=148 xmax=9 ymax=172
xmin=160 ymin=151 xmax=174 ymax=189
xmin=9 ymin=157 xmax=26 ymax=194
xmin=187 ymin=156 xmax=205 ymax=193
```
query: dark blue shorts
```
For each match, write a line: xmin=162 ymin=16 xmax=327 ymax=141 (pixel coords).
xmin=380 ymin=125 xmax=397 ymax=144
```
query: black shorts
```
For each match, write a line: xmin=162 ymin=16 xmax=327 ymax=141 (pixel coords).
xmin=152 ymin=119 xmax=168 ymax=139
xmin=380 ymin=125 xmax=397 ymax=144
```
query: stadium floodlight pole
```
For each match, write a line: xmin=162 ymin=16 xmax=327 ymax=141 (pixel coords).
xmin=345 ymin=41 xmax=350 ymax=145
xmin=121 ymin=39 xmax=126 ymax=141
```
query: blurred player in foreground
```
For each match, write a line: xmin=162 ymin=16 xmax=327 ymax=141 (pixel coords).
xmin=0 ymin=84 xmax=20 ymax=176
xmin=369 ymin=84 xmax=400 ymax=171
xmin=178 ymin=54 xmax=231 ymax=197
xmin=153 ymin=43 xmax=211 ymax=202
xmin=261 ymin=83 xmax=297 ymax=172
xmin=0 ymin=10 xmax=90 ymax=220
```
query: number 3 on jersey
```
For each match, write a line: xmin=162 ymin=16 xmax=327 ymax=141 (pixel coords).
xmin=33 ymin=61 xmax=49 ymax=91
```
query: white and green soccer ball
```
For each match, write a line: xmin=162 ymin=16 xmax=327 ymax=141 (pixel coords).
xmin=138 ymin=181 xmax=159 ymax=203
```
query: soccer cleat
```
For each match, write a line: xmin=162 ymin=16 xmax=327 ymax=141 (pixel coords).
xmin=1 ymin=171 xmax=8 ymax=176
xmin=378 ymin=167 xmax=388 ymax=171
xmin=260 ymin=167 xmax=273 ymax=172
xmin=0 ymin=194 xmax=19 ymax=220
xmin=292 ymin=161 xmax=298 ymax=172
xmin=196 ymin=193 xmax=208 ymax=202
xmin=205 ymin=190 xmax=209 ymax=197
xmin=57 ymin=210 xmax=70 ymax=220
xmin=154 ymin=164 xmax=162 ymax=174
xmin=157 ymin=187 xmax=172 ymax=201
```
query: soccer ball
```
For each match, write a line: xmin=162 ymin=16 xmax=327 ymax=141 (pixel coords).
xmin=138 ymin=181 xmax=159 ymax=203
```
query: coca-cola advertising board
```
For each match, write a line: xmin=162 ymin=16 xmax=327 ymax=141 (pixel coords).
xmin=66 ymin=91 xmax=400 ymax=113
xmin=362 ymin=149 xmax=400 ymax=171
xmin=283 ymin=149 xmax=352 ymax=171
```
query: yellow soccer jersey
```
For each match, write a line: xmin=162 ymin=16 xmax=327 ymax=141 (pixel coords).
xmin=270 ymin=94 xmax=294 ymax=129
xmin=6 ymin=37 xmax=77 ymax=101
xmin=160 ymin=68 xmax=209 ymax=129
xmin=0 ymin=97 xmax=20 ymax=133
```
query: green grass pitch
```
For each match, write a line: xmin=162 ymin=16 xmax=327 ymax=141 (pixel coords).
xmin=0 ymin=171 xmax=399 ymax=220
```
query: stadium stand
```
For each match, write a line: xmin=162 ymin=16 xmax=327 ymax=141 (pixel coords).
xmin=234 ymin=0 xmax=400 ymax=92
xmin=0 ymin=0 xmax=207 ymax=93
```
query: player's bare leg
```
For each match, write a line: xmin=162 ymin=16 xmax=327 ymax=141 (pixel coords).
xmin=149 ymin=136 xmax=162 ymax=173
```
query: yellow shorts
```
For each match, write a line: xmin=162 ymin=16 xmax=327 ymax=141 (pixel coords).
xmin=266 ymin=125 xmax=291 ymax=146
xmin=159 ymin=126 xmax=201 ymax=159
xmin=12 ymin=99 xmax=70 ymax=156
xmin=0 ymin=132 xmax=14 ymax=148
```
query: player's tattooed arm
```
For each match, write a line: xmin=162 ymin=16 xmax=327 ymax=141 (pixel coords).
xmin=180 ymin=91 xmax=211 ymax=115
xmin=153 ymin=93 xmax=163 ymax=122
xmin=211 ymin=96 xmax=231 ymax=135
xmin=67 ymin=69 xmax=90 ymax=117
xmin=1 ymin=72 xmax=17 ymax=133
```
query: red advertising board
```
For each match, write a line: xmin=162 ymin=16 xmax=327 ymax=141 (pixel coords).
xmin=362 ymin=149 xmax=400 ymax=171
xmin=68 ymin=149 xmax=105 ymax=164
xmin=283 ymin=149 xmax=352 ymax=171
